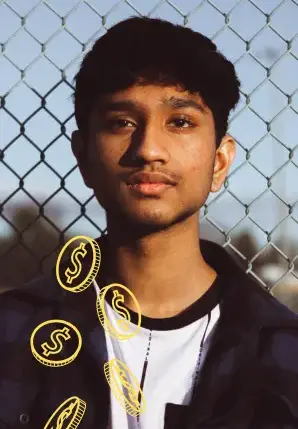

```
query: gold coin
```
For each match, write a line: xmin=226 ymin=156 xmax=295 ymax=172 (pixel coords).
xmin=30 ymin=319 xmax=82 ymax=367
xmin=96 ymin=283 xmax=141 ymax=340
xmin=43 ymin=396 xmax=86 ymax=429
xmin=104 ymin=359 xmax=146 ymax=417
xmin=56 ymin=235 xmax=101 ymax=293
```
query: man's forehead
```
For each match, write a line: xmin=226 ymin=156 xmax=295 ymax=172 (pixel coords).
xmin=96 ymin=85 xmax=208 ymax=114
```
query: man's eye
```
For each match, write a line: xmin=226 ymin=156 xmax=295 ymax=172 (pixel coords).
xmin=110 ymin=119 xmax=135 ymax=129
xmin=169 ymin=118 xmax=195 ymax=128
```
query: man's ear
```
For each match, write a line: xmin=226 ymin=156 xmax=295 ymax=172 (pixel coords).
xmin=210 ymin=134 xmax=236 ymax=193
xmin=71 ymin=130 xmax=84 ymax=158
xmin=71 ymin=130 xmax=93 ymax=189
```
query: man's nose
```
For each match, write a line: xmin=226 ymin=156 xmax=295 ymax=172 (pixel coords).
xmin=131 ymin=122 xmax=170 ymax=164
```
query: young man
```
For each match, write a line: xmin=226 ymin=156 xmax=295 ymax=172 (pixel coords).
xmin=1 ymin=16 xmax=298 ymax=429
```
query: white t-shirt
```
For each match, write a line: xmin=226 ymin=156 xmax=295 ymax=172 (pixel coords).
xmin=102 ymin=276 xmax=221 ymax=429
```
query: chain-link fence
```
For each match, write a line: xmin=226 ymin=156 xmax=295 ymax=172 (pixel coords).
xmin=0 ymin=0 xmax=298 ymax=308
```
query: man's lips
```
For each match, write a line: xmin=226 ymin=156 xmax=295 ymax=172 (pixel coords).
xmin=126 ymin=171 xmax=177 ymax=186
xmin=127 ymin=182 xmax=173 ymax=195
xmin=129 ymin=182 xmax=168 ymax=188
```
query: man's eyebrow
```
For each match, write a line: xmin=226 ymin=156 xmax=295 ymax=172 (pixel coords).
xmin=161 ymin=96 xmax=207 ymax=113
xmin=97 ymin=100 xmax=144 ymax=113
xmin=97 ymin=97 xmax=207 ymax=114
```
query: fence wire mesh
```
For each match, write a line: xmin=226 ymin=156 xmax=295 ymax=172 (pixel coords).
xmin=0 ymin=0 xmax=298 ymax=309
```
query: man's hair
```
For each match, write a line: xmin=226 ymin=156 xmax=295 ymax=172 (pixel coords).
xmin=72 ymin=16 xmax=241 ymax=148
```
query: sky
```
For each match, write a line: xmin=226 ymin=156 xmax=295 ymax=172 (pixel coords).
xmin=0 ymin=0 xmax=298 ymax=264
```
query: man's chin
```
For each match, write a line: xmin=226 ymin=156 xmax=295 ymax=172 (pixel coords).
xmin=109 ymin=206 xmax=178 ymax=233
xmin=127 ymin=210 xmax=174 ymax=229
xmin=121 ymin=204 xmax=197 ymax=233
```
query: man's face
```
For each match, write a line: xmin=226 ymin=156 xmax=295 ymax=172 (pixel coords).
xmin=72 ymin=84 xmax=235 ymax=230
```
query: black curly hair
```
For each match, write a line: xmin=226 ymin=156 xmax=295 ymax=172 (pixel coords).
xmin=72 ymin=16 xmax=241 ymax=148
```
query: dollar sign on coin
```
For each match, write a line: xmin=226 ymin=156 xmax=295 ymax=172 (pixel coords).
xmin=52 ymin=401 xmax=76 ymax=429
xmin=97 ymin=283 xmax=141 ymax=340
xmin=112 ymin=290 xmax=131 ymax=332
xmin=65 ymin=243 xmax=87 ymax=284
xmin=41 ymin=327 xmax=71 ymax=357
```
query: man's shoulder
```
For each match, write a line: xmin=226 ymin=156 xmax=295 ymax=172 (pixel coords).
xmin=204 ymin=238 xmax=298 ymax=331
xmin=250 ymin=282 xmax=298 ymax=401
xmin=0 ymin=273 xmax=65 ymax=305
xmin=219 ymin=253 xmax=298 ymax=346
xmin=239 ymin=272 xmax=298 ymax=364
xmin=246 ymin=272 xmax=298 ymax=326
xmin=0 ymin=275 xmax=65 ymax=342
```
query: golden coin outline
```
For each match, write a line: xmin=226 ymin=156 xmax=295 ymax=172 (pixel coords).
xmin=30 ymin=319 xmax=82 ymax=367
xmin=110 ymin=368 xmax=140 ymax=414
xmin=96 ymin=283 xmax=142 ymax=340
xmin=43 ymin=396 xmax=86 ymax=429
xmin=106 ymin=359 xmax=146 ymax=416
xmin=104 ymin=358 xmax=146 ymax=417
xmin=56 ymin=235 xmax=101 ymax=293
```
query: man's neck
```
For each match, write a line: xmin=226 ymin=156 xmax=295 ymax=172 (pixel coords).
xmin=100 ymin=217 xmax=217 ymax=318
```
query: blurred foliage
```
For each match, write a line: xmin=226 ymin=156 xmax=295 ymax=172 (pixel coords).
xmin=0 ymin=204 xmax=71 ymax=291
